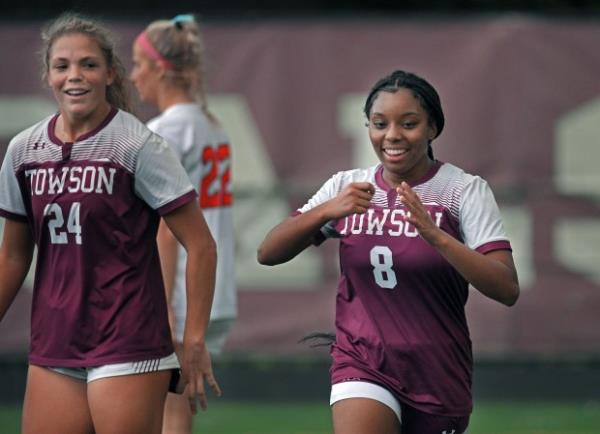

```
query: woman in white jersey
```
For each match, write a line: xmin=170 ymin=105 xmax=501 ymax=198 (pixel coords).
xmin=131 ymin=14 xmax=237 ymax=434
xmin=0 ymin=12 xmax=220 ymax=434
xmin=258 ymin=70 xmax=520 ymax=434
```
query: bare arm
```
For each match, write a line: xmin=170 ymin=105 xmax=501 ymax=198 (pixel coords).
xmin=157 ymin=219 xmax=178 ymax=337
xmin=0 ymin=219 xmax=34 ymax=321
xmin=398 ymin=182 xmax=520 ymax=306
xmin=257 ymin=182 xmax=375 ymax=265
xmin=162 ymin=201 xmax=221 ymax=412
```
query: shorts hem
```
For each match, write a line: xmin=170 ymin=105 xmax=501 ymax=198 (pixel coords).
xmin=330 ymin=380 xmax=402 ymax=422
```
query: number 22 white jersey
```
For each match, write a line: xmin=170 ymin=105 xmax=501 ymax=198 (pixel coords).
xmin=147 ymin=103 xmax=237 ymax=338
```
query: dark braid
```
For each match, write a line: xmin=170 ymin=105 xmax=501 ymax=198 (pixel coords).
xmin=364 ymin=70 xmax=444 ymax=159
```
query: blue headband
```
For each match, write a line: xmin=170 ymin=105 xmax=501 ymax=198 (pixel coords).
xmin=172 ymin=14 xmax=195 ymax=25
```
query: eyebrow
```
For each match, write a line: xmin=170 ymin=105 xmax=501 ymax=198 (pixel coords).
xmin=51 ymin=56 xmax=102 ymax=63
xmin=371 ymin=110 xmax=421 ymax=117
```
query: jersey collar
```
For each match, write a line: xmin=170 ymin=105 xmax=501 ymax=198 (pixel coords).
xmin=374 ymin=160 xmax=443 ymax=192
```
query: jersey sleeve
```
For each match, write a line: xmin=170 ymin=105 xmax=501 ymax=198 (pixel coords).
xmin=147 ymin=118 xmax=185 ymax=161
xmin=0 ymin=141 xmax=27 ymax=222
xmin=134 ymin=132 xmax=197 ymax=216
xmin=148 ymin=117 xmax=207 ymax=177
xmin=297 ymin=172 xmax=344 ymax=243
xmin=459 ymin=176 xmax=511 ymax=253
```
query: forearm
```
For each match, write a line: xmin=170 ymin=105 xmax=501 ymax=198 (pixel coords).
xmin=183 ymin=238 xmax=217 ymax=344
xmin=429 ymin=230 xmax=520 ymax=306
xmin=257 ymin=205 xmax=331 ymax=266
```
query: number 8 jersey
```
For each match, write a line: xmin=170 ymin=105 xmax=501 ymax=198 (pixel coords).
xmin=298 ymin=161 xmax=511 ymax=417
xmin=0 ymin=108 xmax=197 ymax=367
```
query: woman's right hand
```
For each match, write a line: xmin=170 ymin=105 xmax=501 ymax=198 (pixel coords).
xmin=323 ymin=182 xmax=375 ymax=220
xmin=257 ymin=182 xmax=374 ymax=266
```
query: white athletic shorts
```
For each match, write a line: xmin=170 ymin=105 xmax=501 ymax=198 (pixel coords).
xmin=331 ymin=380 xmax=402 ymax=421
xmin=48 ymin=352 xmax=180 ymax=389
xmin=330 ymin=381 xmax=469 ymax=433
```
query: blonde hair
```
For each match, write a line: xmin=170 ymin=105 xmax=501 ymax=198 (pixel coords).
xmin=143 ymin=16 xmax=212 ymax=116
xmin=41 ymin=12 xmax=132 ymax=112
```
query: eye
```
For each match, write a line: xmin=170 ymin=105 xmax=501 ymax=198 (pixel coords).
xmin=83 ymin=61 xmax=98 ymax=69
xmin=402 ymin=121 xmax=417 ymax=129
xmin=53 ymin=63 xmax=68 ymax=71
xmin=370 ymin=120 xmax=387 ymax=129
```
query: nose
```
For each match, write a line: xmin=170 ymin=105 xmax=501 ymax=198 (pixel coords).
xmin=67 ymin=65 xmax=83 ymax=81
xmin=385 ymin=123 xmax=403 ymax=142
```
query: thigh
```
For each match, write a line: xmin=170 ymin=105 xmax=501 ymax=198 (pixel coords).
xmin=22 ymin=365 xmax=94 ymax=434
xmin=87 ymin=370 xmax=171 ymax=434
xmin=163 ymin=386 xmax=193 ymax=434
xmin=401 ymin=403 xmax=470 ymax=434
xmin=332 ymin=398 xmax=400 ymax=434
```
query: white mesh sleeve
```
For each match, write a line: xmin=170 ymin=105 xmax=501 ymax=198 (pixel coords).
xmin=134 ymin=133 xmax=195 ymax=210
xmin=298 ymin=172 xmax=344 ymax=240
xmin=459 ymin=176 xmax=509 ymax=250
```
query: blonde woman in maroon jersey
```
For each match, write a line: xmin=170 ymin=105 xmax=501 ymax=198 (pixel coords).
xmin=258 ymin=70 xmax=519 ymax=434
xmin=0 ymin=12 xmax=219 ymax=434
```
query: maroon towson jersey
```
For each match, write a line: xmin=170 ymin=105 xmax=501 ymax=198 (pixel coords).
xmin=0 ymin=108 xmax=197 ymax=367
xmin=298 ymin=161 xmax=511 ymax=417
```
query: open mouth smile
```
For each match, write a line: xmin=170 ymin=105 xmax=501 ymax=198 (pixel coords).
xmin=64 ymin=89 xmax=90 ymax=97
xmin=383 ymin=148 xmax=408 ymax=157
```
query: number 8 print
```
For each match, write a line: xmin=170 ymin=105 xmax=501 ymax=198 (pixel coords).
xmin=370 ymin=245 xmax=398 ymax=289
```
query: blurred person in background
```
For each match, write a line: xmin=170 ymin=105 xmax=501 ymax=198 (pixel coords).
xmin=257 ymin=70 xmax=520 ymax=434
xmin=131 ymin=14 xmax=237 ymax=434
xmin=0 ymin=12 xmax=220 ymax=434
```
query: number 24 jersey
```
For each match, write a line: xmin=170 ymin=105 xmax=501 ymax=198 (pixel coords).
xmin=0 ymin=108 xmax=196 ymax=367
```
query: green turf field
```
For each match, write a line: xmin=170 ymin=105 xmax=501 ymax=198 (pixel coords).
xmin=1 ymin=400 xmax=599 ymax=433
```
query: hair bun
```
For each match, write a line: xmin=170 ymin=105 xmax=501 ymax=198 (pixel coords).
xmin=172 ymin=14 xmax=195 ymax=29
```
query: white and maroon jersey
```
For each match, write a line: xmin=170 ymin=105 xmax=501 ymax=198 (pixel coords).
xmin=0 ymin=108 xmax=197 ymax=367
xmin=147 ymin=103 xmax=236 ymax=340
xmin=298 ymin=161 xmax=511 ymax=417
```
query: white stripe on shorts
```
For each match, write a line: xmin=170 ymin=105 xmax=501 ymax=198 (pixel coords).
xmin=88 ymin=352 xmax=179 ymax=382
xmin=49 ymin=353 xmax=180 ymax=383
xmin=330 ymin=381 xmax=402 ymax=422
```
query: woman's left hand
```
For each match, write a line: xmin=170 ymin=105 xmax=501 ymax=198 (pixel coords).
xmin=397 ymin=181 xmax=441 ymax=245
xmin=182 ymin=340 xmax=222 ymax=413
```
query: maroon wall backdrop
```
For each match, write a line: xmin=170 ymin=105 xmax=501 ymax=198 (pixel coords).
xmin=1 ymin=16 xmax=599 ymax=358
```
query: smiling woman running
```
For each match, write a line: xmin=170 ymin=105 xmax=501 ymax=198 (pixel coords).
xmin=258 ymin=70 xmax=520 ymax=434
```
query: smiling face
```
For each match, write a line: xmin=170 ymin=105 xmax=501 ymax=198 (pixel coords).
xmin=368 ymin=88 xmax=437 ymax=187
xmin=47 ymin=33 xmax=114 ymax=123
xmin=130 ymin=41 xmax=162 ymax=106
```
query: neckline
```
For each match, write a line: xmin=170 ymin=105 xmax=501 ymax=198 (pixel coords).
xmin=374 ymin=160 xmax=443 ymax=192
xmin=48 ymin=107 xmax=118 ymax=146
